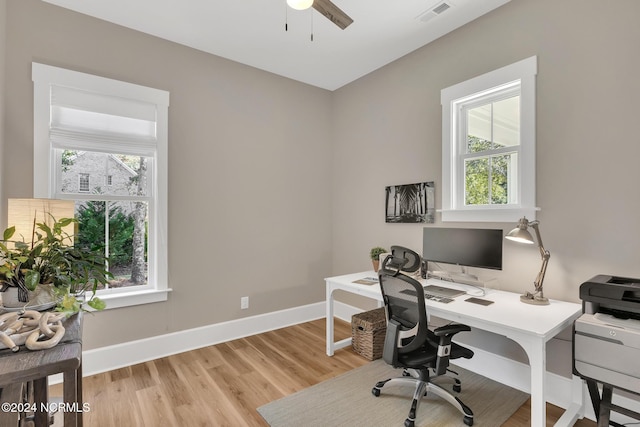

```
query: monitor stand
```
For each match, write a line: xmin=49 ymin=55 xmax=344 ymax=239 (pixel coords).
xmin=427 ymin=270 xmax=486 ymax=288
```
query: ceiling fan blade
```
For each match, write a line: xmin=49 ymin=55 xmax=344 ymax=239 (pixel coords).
xmin=312 ymin=0 xmax=354 ymax=30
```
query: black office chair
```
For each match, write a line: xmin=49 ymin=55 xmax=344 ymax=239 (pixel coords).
xmin=386 ymin=245 xmax=422 ymax=274
xmin=372 ymin=261 xmax=475 ymax=427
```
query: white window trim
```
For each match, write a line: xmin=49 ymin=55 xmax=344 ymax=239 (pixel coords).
xmin=441 ymin=56 xmax=538 ymax=222
xmin=32 ymin=63 xmax=171 ymax=309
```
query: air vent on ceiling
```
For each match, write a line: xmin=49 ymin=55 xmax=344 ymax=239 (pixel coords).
xmin=416 ymin=1 xmax=453 ymax=23
xmin=432 ymin=2 xmax=451 ymax=14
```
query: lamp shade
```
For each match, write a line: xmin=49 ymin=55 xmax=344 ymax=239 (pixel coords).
xmin=7 ymin=199 xmax=75 ymax=247
xmin=287 ymin=0 xmax=314 ymax=10
xmin=505 ymin=227 xmax=534 ymax=244
xmin=505 ymin=217 xmax=535 ymax=244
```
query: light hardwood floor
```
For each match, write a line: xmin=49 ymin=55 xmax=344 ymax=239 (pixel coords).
xmin=51 ymin=318 xmax=595 ymax=426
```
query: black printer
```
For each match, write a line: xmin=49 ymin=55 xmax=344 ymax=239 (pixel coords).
xmin=574 ymin=275 xmax=640 ymax=426
xmin=579 ymin=274 xmax=640 ymax=319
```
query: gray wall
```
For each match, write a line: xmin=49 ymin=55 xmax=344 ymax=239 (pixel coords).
xmin=2 ymin=0 xmax=639 ymax=376
xmin=331 ymin=0 xmax=640 ymax=371
xmin=332 ymin=0 xmax=640 ymax=291
xmin=2 ymin=0 xmax=333 ymax=350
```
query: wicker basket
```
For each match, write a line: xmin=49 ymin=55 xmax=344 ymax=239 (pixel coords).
xmin=351 ymin=307 xmax=387 ymax=360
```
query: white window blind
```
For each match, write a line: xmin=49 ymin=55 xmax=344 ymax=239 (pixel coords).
xmin=49 ymin=86 xmax=158 ymax=156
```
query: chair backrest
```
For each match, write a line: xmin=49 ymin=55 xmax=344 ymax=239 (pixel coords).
xmin=378 ymin=268 xmax=429 ymax=358
xmin=387 ymin=246 xmax=421 ymax=273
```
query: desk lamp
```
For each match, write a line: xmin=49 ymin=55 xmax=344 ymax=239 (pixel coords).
xmin=506 ymin=217 xmax=550 ymax=305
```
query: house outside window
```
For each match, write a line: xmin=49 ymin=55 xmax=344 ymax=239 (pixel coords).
xmin=32 ymin=63 xmax=170 ymax=309
xmin=441 ymin=56 xmax=537 ymax=222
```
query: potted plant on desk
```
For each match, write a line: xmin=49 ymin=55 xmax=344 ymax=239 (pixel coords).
xmin=0 ymin=216 xmax=110 ymax=315
xmin=370 ymin=247 xmax=388 ymax=272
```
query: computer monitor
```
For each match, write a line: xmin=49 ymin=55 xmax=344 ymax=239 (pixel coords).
xmin=422 ymin=227 xmax=503 ymax=271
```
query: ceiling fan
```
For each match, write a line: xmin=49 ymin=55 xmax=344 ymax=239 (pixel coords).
xmin=287 ymin=0 xmax=354 ymax=30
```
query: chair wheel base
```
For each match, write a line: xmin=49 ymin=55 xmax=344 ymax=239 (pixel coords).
xmin=404 ymin=418 xmax=414 ymax=427
xmin=464 ymin=416 xmax=474 ymax=426
xmin=371 ymin=387 xmax=381 ymax=397
xmin=453 ymin=384 xmax=462 ymax=393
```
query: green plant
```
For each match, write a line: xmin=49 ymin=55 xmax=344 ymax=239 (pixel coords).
xmin=76 ymin=201 xmax=135 ymax=267
xmin=0 ymin=215 xmax=111 ymax=314
xmin=0 ymin=227 xmax=43 ymax=302
xmin=369 ymin=247 xmax=388 ymax=261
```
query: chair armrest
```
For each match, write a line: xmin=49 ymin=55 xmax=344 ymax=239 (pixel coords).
xmin=433 ymin=323 xmax=470 ymax=337
xmin=432 ymin=323 xmax=471 ymax=375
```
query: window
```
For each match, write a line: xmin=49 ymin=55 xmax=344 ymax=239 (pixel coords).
xmin=78 ymin=173 xmax=90 ymax=192
xmin=32 ymin=63 xmax=170 ymax=309
xmin=441 ymin=56 xmax=537 ymax=222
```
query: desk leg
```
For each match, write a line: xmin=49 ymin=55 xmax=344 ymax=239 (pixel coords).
xmin=78 ymin=362 xmax=83 ymax=427
xmin=33 ymin=377 xmax=48 ymax=426
xmin=555 ymin=376 xmax=586 ymax=427
xmin=326 ymin=283 xmax=335 ymax=356
xmin=525 ymin=339 xmax=547 ymax=427
xmin=325 ymin=281 xmax=363 ymax=356
xmin=63 ymin=364 xmax=84 ymax=427
xmin=513 ymin=336 xmax=585 ymax=427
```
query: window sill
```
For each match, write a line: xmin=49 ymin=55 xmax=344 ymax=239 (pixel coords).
xmin=440 ymin=207 xmax=538 ymax=223
xmin=93 ymin=288 xmax=172 ymax=310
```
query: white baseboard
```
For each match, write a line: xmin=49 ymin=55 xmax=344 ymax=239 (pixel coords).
xmin=82 ymin=301 xmax=326 ymax=377
xmin=49 ymin=301 xmax=325 ymax=384
xmin=50 ymin=299 xmax=639 ymax=424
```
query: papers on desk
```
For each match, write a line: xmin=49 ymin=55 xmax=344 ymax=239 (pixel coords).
xmin=353 ymin=277 xmax=379 ymax=285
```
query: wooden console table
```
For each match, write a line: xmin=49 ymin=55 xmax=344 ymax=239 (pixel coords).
xmin=0 ymin=312 xmax=83 ymax=427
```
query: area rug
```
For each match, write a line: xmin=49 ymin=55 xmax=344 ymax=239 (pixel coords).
xmin=258 ymin=360 xmax=528 ymax=426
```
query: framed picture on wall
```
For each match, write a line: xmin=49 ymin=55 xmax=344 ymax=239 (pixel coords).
xmin=385 ymin=181 xmax=435 ymax=223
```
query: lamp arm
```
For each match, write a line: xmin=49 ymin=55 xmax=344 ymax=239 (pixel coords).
xmin=534 ymin=250 xmax=550 ymax=294
xmin=530 ymin=221 xmax=544 ymax=250
xmin=530 ymin=222 xmax=550 ymax=296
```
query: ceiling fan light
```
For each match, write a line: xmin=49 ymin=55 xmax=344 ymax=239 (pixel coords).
xmin=287 ymin=0 xmax=314 ymax=11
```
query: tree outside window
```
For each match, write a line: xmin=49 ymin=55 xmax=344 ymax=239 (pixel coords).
xmin=60 ymin=150 xmax=148 ymax=289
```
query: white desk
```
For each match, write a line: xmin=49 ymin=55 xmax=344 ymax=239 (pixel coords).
xmin=325 ymin=271 xmax=584 ymax=427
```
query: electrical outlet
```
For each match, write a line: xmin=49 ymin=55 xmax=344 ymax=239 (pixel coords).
xmin=241 ymin=296 xmax=249 ymax=310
